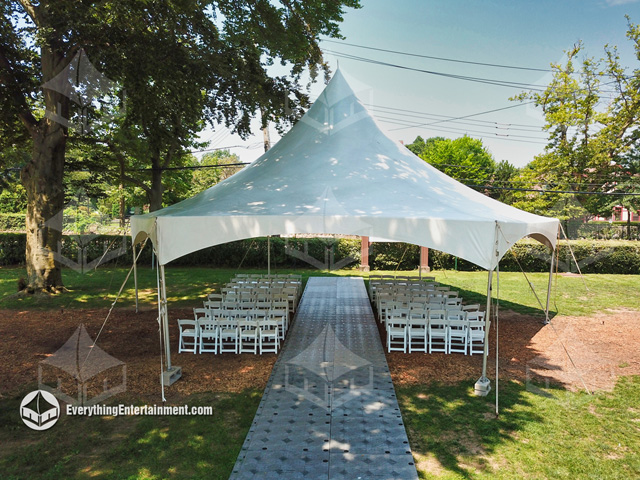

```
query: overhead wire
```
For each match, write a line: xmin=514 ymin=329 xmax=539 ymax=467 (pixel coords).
xmin=323 ymin=49 xmax=548 ymax=92
xmin=322 ymin=39 xmax=553 ymax=73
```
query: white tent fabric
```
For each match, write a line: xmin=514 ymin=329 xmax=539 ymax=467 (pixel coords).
xmin=131 ymin=70 xmax=558 ymax=269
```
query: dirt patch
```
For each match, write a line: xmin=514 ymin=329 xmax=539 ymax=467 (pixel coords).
xmin=383 ymin=309 xmax=640 ymax=392
xmin=0 ymin=307 xmax=276 ymax=403
xmin=0 ymin=307 xmax=638 ymax=402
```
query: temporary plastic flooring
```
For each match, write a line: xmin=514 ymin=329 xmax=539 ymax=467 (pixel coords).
xmin=229 ymin=277 xmax=419 ymax=480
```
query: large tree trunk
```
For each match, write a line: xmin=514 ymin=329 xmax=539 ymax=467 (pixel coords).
xmin=149 ymin=161 xmax=164 ymax=212
xmin=21 ymin=48 xmax=68 ymax=292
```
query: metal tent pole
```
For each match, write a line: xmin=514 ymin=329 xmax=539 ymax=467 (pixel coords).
xmin=159 ymin=264 xmax=171 ymax=370
xmin=133 ymin=242 xmax=139 ymax=313
xmin=544 ymin=247 xmax=556 ymax=324
xmin=475 ymin=222 xmax=499 ymax=396
xmin=267 ymin=236 xmax=271 ymax=276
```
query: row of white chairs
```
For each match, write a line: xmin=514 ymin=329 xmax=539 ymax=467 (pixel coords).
xmin=386 ymin=310 xmax=485 ymax=355
xmin=369 ymin=275 xmax=437 ymax=296
xmin=234 ymin=273 xmax=302 ymax=281
xmin=372 ymin=284 xmax=454 ymax=305
xmin=178 ymin=308 xmax=287 ymax=355
xmin=219 ymin=279 xmax=301 ymax=313
xmin=377 ymin=294 xmax=462 ymax=318
xmin=204 ymin=296 xmax=291 ymax=315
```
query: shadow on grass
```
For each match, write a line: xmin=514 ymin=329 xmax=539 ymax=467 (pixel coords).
xmin=0 ymin=389 xmax=261 ymax=480
xmin=396 ymin=380 xmax=548 ymax=479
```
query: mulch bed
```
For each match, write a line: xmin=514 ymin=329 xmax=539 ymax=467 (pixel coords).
xmin=1 ymin=305 xmax=638 ymax=403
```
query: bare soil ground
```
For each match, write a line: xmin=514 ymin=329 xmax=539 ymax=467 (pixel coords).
xmin=1 ymin=306 xmax=638 ymax=402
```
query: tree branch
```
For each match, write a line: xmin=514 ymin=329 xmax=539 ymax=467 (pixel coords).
xmin=17 ymin=0 xmax=39 ymax=27
xmin=0 ymin=43 xmax=39 ymax=137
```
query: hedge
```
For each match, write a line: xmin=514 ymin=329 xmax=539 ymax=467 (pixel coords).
xmin=1 ymin=233 xmax=639 ymax=274
xmin=0 ymin=214 xmax=26 ymax=232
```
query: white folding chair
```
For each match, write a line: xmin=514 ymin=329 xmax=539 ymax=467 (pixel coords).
xmin=198 ymin=317 xmax=218 ymax=354
xmin=386 ymin=314 xmax=408 ymax=353
xmin=462 ymin=304 xmax=480 ymax=312
xmin=407 ymin=313 xmax=428 ymax=353
xmin=427 ymin=309 xmax=447 ymax=353
xmin=269 ymin=309 xmax=288 ymax=340
xmin=238 ymin=319 xmax=259 ymax=354
xmin=177 ymin=319 xmax=198 ymax=354
xmin=447 ymin=311 xmax=468 ymax=355
xmin=218 ymin=315 xmax=239 ymax=354
xmin=259 ymin=318 xmax=280 ymax=354
xmin=467 ymin=311 xmax=486 ymax=355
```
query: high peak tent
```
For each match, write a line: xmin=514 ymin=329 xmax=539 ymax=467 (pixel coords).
xmin=131 ymin=70 xmax=559 ymax=392
xmin=132 ymin=70 xmax=557 ymax=269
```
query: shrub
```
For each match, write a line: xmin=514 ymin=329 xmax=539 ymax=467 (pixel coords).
xmin=0 ymin=233 xmax=638 ymax=274
xmin=0 ymin=214 xmax=26 ymax=232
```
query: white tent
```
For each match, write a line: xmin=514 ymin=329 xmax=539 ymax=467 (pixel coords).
xmin=132 ymin=70 xmax=559 ymax=392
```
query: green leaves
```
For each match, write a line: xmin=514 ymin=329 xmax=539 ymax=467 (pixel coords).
xmin=406 ymin=135 xmax=497 ymax=187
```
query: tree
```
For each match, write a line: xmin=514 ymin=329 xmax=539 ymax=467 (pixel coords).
xmin=489 ymin=159 xmax=519 ymax=204
xmin=406 ymin=135 xmax=496 ymax=187
xmin=511 ymin=19 xmax=640 ymax=221
xmin=190 ymin=150 xmax=242 ymax=196
xmin=604 ymin=148 xmax=640 ymax=239
xmin=1 ymin=0 xmax=360 ymax=292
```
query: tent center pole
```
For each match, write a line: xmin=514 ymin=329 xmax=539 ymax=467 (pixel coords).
xmin=267 ymin=236 xmax=271 ymax=276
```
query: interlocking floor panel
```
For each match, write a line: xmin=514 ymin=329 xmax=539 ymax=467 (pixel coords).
xmin=230 ymin=277 xmax=418 ymax=480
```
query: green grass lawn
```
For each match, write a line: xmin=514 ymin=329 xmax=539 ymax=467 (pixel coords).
xmin=1 ymin=265 xmax=638 ymax=317
xmin=398 ymin=376 xmax=640 ymax=479
xmin=2 ymin=378 xmax=638 ymax=479
xmin=0 ymin=389 xmax=261 ymax=480
xmin=1 ymin=265 xmax=639 ymax=479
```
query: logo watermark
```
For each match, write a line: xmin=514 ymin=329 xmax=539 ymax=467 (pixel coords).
xmin=42 ymin=48 xmax=124 ymax=134
xmin=284 ymin=324 xmax=373 ymax=411
xmin=66 ymin=404 xmax=212 ymax=417
xmin=20 ymin=390 xmax=61 ymax=431
xmin=43 ymin=189 xmax=128 ymax=274
xmin=38 ymin=324 xmax=126 ymax=407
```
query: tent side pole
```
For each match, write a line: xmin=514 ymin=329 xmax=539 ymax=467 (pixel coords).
xmin=481 ymin=268 xmax=493 ymax=380
xmin=474 ymin=268 xmax=493 ymax=396
xmin=160 ymin=264 xmax=172 ymax=370
xmin=544 ymin=247 xmax=555 ymax=324
xmin=133 ymin=242 xmax=139 ymax=313
xmin=267 ymin=236 xmax=271 ymax=276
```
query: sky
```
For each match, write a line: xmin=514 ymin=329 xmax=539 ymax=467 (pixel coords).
xmin=197 ymin=0 xmax=640 ymax=168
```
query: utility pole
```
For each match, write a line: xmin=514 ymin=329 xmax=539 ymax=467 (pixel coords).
xmin=262 ymin=109 xmax=271 ymax=152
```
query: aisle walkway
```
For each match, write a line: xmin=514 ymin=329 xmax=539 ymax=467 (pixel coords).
xmin=229 ymin=277 xmax=418 ymax=480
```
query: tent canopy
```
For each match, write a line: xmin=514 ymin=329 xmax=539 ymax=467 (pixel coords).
xmin=132 ymin=70 xmax=558 ymax=270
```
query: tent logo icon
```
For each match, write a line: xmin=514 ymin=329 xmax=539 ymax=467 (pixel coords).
xmin=42 ymin=48 xmax=123 ymax=134
xmin=20 ymin=390 xmax=61 ymax=431
xmin=42 ymin=189 xmax=128 ymax=274
xmin=284 ymin=325 xmax=373 ymax=411
xmin=38 ymin=324 xmax=126 ymax=406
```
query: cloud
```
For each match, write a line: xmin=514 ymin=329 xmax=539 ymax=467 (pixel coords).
xmin=605 ymin=0 xmax=640 ymax=6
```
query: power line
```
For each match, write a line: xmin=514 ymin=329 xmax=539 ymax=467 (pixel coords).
xmin=323 ymin=49 xmax=548 ymax=92
xmin=323 ymin=39 xmax=552 ymax=73
xmin=387 ymin=100 xmax=537 ymax=132
xmin=367 ymin=103 xmax=544 ymax=130
xmin=374 ymin=114 xmax=548 ymax=141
